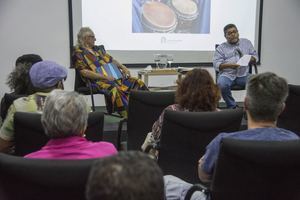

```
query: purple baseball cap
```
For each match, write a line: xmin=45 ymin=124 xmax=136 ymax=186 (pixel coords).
xmin=29 ymin=61 xmax=68 ymax=89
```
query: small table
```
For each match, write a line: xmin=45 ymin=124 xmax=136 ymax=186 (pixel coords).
xmin=138 ymin=68 xmax=184 ymax=87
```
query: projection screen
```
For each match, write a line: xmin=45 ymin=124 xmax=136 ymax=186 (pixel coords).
xmin=69 ymin=0 xmax=263 ymax=67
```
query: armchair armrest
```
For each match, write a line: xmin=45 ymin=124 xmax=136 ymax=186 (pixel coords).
xmin=184 ymin=183 xmax=211 ymax=200
xmin=253 ymin=63 xmax=258 ymax=74
xmin=144 ymin=143 xmax=159 ymax=160
xmin=117 ymin=118 xmax=127 ymax=150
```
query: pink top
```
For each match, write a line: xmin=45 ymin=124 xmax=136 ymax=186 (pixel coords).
xmin=25 ymin=136 xmax=117 ymax=159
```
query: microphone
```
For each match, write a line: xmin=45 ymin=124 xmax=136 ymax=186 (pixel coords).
xmin=235 ymin=48 xmax=243 ymax=58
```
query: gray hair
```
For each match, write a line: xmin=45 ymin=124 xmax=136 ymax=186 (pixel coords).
xmin=86 ymin=151 xmax=165 ymax=200
xmin=41 ymin=90 xmax=88 ymax=138
xmin=76 ymin=27 xmax=93 ymax=48
xmin=246 ymin=72 xmax=288 ymax=122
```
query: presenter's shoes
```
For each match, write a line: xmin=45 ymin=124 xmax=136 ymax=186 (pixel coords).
xmin=119 ymin=110 xmax=128 ymax=119
xmin=232 ymin=105 xmax=240 ymax=109
xmin=243 ymin=112 xmax=248 ymax=120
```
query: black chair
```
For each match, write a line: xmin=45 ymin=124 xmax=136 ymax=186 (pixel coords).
xmin=14 ymin=111 xmax=104 ymax=156
xmin=0 ymin=93 xmax=26 ymax=120
xmin=0 ymin=153 xmax=97 ymax=200
xmin=74 ymin=68 xmax=114 ymax=114
xmin=201 ymin=138 xmax=300 ymax=200
xmin=277 ymin=84 xmax=300 ymax=136
xmin=157 ymin=109 xmax=244 ymax=183
xmin=117 ymin=90 xmax=175 ymax=150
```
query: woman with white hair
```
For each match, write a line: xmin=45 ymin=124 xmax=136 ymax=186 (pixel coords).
xmin=25 ymin=90 xmax=117 ymax=159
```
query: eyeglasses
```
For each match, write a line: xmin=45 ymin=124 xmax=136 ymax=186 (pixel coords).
xmin=87 ymin=35 xmax=95 ymax=39
xmin=226 ymin=30 xmax=238 ymax=36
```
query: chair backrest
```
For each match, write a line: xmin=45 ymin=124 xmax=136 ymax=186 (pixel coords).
xmin=74 ymin=68 xmax=91 ymax=94
xmin=127 ymin=90 xmax=175 ymax=150
xmin=0 ymin=93 xmax=26 ymax=120
xmin=211 ymin=138 xmax=300 ymax=200
xmin=0 ymin=153 xmax=96 ymax=200
xmin=157 ymin=109 xmax=243 ymax=183
xmin=277 ymin=84 xmax=300 ymax=136
xmin=74 ymin=69 xmax=113 ymax=113
xmin=14 ymin=111 xmax=104 ymax=156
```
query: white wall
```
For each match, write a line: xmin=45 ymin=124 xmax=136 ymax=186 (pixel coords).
xmin=0 ymin=0 xmax=72 ymax=93
xmin=0 ymin=0 xmax=299 ymax=106
xmin=258 ymin=0 xmax=300 ymax=84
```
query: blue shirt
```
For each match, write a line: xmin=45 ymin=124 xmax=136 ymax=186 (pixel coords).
xmin=213 ymin=38 xmax=258 ymax=80
xmin=202 ymin=128 xmax=299 ymax=175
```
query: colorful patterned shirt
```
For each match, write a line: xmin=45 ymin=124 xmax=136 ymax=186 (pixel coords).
xmin=72 ymin=45 xmax=119 ymax=77
xmin=152 ymin=104 xmax=187 ymax=141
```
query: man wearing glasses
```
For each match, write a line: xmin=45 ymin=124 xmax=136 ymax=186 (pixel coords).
xmin=213 ymin=24 xmax=258 ymax=109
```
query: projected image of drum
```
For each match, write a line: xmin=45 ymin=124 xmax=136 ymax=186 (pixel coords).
xmin=170 ymin=0 xmax=199 ymax=33
xmin=141 ymin=1 xmax=177 ymax=33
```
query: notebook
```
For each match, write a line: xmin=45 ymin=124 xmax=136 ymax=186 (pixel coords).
xmin=103 ymin=63 xmax=123 ymax=80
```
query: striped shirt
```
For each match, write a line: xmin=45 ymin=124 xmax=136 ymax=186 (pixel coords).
xmin=213 ymin=38 xmax=258 ymax=80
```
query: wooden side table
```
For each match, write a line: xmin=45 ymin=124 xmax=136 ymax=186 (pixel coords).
xmin=138 ymin=68 xmax=183 ymax=87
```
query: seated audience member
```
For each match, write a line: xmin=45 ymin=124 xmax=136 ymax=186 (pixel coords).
xmin=6 ymin=54 xmax=43 ymax=95
xmin=213 ymin=23 xmax=258 ymax=108
xmin=1 ymin=54 xmax=43 ymax=120
xmin=86 ymin=151 xmax=165 ymax=200
xmin=0 ymin=61 xmax=67 ymax=153
xmin=198 ymin=72 xmax=299 ymax=182
xmin=142 ymin=68 xmax=220 ymax=153
xmin=72 ymin=27 xmax=148 ymax=118
xmin=25 ymin=90 xmax=117 ymax=159
xmin=164 ymin=72 xmax=299 ymax=200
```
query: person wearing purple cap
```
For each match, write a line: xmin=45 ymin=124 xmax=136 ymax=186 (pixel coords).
xmin=0 ymin=60 xmax=67 ymax=153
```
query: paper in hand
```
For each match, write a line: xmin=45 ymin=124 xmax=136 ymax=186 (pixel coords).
xmin=237 ymin=55 xmax=252 ymax=66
